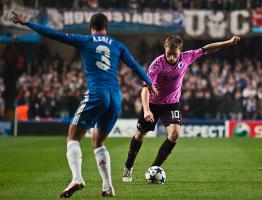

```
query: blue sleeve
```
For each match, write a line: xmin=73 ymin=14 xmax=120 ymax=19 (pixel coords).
xmin=120 ymin=43 xmax=152 ymax=86
xmin=26 ymin=22 xmax=87 ymax=47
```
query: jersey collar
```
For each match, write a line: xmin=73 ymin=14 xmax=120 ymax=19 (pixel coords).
xmin=164 ymin=54 xmax=181 ymax=67
xmin=93 ymin=32 xmax=106 ymax=35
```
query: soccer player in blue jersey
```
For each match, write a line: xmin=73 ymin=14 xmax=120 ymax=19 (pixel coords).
xmin=10 ymin=12 xmax=158 ymax=198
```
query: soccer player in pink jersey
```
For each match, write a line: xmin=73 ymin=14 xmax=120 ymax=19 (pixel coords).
xmin=122 ymin=35 xmax=240 ymax=182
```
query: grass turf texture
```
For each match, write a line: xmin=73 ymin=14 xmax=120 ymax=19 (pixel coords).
xmin=0 ymin=137 xmax=261 ymax=200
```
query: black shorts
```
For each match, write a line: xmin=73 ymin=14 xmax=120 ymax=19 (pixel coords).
xmin=137 ymin=103 xmax=182 ymax=133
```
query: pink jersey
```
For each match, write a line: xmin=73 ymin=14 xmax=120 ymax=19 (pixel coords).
xmin=148 ymin=49 xmax=204 ymax=104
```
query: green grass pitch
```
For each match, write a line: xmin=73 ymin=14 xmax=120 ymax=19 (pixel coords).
xmin=0 ymin=137 xmax=261 ymax=200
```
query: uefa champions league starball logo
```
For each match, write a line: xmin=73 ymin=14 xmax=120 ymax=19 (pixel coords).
xmin=233 ymin=122 xmax=250 ymax=137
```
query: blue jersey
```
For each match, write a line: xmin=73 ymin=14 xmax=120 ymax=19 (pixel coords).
xmin=26 ymin=22 xmax=152 ymax=92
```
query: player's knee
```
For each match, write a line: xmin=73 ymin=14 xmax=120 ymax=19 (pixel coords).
xmin=67 ymin=125 xmax=86 ymax=142
xmin=168 ymin=129 xmax=179 ymax=143
xmin=92 ymin=128 xmax=109 ymax=149
xmin=135 ymin=130 xmax=144 ymax=142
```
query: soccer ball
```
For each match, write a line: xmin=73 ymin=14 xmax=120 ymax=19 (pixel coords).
xmin=145 ymin=166 xmax=166 ymax=184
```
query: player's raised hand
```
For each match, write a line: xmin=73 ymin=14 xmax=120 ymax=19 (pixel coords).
xmin=144 ymin=110 xmax=154 ymax=122
xmin=148 ymin=85 xmax=159 ymax=97
xmin=9 ymin=12 xmax=26 ymax=25
xmin=229 ymin=36 xmax=240 ymax=45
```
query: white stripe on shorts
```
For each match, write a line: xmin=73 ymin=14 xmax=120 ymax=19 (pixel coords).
xmin=72 ymin=103 xmax=86 ymax=125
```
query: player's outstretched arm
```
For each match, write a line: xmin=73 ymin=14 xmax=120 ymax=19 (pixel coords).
xmin=120 ymin=44 xmax=158 ymax=97
xmin=10 ymin=12 xmax=83 ymax=46
xmin=202 ymin=36 xmax=240 ymax=55
xmin=141 ymin=87 xmax=154 ymax=122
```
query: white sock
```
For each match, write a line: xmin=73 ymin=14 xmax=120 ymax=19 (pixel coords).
xmin=94 ymin=146 xmax=112 ymax=191
xmin=67 ymin=140 xmax=83 ymax=183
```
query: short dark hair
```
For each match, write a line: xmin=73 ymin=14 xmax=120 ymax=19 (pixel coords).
xmin=90 ymin=13 xmax=108 ymax=31
xmin=164 ymin=35 xmax=183 ymax=50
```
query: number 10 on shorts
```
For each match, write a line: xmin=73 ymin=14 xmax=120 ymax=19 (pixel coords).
xmin=171 ymin=110 xmax=180 ymax=119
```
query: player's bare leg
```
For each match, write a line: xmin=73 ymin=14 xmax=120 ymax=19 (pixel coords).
xmin=152 ymin=124 xmax=180 ymax=166
xmin=60 ymin=125 xmax=86 ymax=198
xmin=92 ymin=128 xmax=115 ymax=197
xmin=123 ymin=129 xmax=145 ymax=182
xmin=166 ymin=124 xmax=180 ymax=142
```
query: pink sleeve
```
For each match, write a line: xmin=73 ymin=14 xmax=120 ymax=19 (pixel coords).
xmin=147 ymin=58 xmax=161 ymax=82
xmin=183 ymin=48 xmax=204 ymax=65
xmin=143 ymin=58 xmax=161 ymax=86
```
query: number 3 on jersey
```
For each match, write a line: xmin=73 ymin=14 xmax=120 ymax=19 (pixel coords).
xmin=96 ymin=45 xmax=111 ymax=71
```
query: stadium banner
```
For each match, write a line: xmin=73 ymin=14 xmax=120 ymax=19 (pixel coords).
xmin=9 ymin=120 xmax=262 ymax=138
xmin=0 ymin=121 xmax=12 ymax=136
xmin=252 ymin=9 xmax=262 ymax=33
xmin=46 ymin=9 xmax=184 ymax=33
xmin=226 ymin=121 xmax=262 ymax=138
xmin=0 ymin=3 xmax=41 ymax=42
xmin=85 ymin=119 xmax=156 ymax=137
xmin=156 ymin=121 xmax=226 ymax=138
xmin=184 ymin=10 xmax=251 ymax=38
xmin=2 ymin=5 xmax=262 ymax=37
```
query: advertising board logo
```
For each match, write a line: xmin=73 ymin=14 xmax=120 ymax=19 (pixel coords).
xmin=0 ymin=121 xmax=12 ymax=136
xmin=254 ymin=125 xmax=262 ymax=138
xmin=233 ymin=122 xmax=250 ymax=137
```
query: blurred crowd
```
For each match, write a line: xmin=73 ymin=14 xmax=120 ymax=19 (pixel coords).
xmin=181 ymin=58 xmax=262 ymax=120
xmin=0 ymin=57 xmax=6 ymax=118
xmin=0 ymin=40 xmax=262 ymax=120
xmin=3 ymin=0 xmax=262 ymax=10
xmin=0 ymin=39 xmax=261 ymax=121
xmin=15 ymin=53 xmax=86 ymax=120
xmin=0 ymin=78 xmax=5 ymax=118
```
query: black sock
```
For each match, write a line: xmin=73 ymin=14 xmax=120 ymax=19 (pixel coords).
xmin=152 ymin=139 xmax=176 ymax=167
xmin=125 ymin=136 xmax=142 ymax=170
